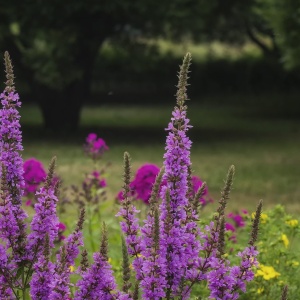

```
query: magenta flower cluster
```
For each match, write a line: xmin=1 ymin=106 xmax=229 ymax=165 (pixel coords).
xmin=23 ymin=158 xmax=47 ymax=195
xmin=84 ymin=133 xmax=109 ymax=162
xmin=117 ymin=163 xmax=211 ymax=205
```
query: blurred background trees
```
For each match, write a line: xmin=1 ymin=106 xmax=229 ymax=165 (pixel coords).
xmin=0 ymin=0 xmax=299 ymax=132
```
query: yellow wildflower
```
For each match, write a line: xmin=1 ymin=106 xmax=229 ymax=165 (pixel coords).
xmin=257 ymin=287 xmax=264 ymax=294
xmin=256 ymin=264 xmax=280 ymax=280
xmin=281 ymin=234 xmax=289 ymax=248
xmin=288 ymin=260 xmax=299 ymax=267
xmin=286 ymin=219 xmax=298 ymax=227
xmin=252 ymin=212 xmax=268 ymax=223
xmin=108 ymin=257 xmax=112 ymax=263
xmin=69 ymin=265 xmax=75 ymax=272
xmin=278 ymin=280 xmax=285 ymax=286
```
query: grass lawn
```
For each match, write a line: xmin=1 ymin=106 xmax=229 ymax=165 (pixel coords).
xmin=20 ymin=98 xmax=300 ymax=214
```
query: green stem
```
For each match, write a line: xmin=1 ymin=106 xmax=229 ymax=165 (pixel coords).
xmin=87 ymin=204 xmax=96 ymax=252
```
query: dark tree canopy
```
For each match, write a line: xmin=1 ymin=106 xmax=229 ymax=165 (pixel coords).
xmin=0 ymin=0 xmax=298 ymax=132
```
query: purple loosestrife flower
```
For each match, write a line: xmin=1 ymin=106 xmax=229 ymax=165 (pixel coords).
xmin=76 ymin=222 xmax=130 ymax=300
xmin=26 ymin=158 xmax=59 ymax=259
xmin=75 ymin=252 xmax=120 ymax=300
xmin=0 ymin=245 xmax=14 ymax=299
xmin=158 ymin=53 xmax=202 ymax=297
xmin=0 ymin=52 xmax=28 ymax=263
xmin=49 ymin=209 xmax=85 ymax=299
xmin=0 ymin=53 xmax=25 ymax=206
xmin=30 ymin=235 xmax=55 ymax=300
xmin=138 ymin=168 xmax=167 ymax=299
xmin=117 ymin=153 xmax=144 ymax=273
xmin=0 ymin=276 xmax=13 ymax=299
xmin=0 ymin=173 xmax=20 ymax=249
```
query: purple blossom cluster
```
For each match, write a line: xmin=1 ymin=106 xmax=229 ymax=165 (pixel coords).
xmin=84 ymin=133 xmax=109 ymax=162
xmin=0 ymin=52 xmax=263 ymax=299
xmin=118 ymin=53 xmax=261 ymax=299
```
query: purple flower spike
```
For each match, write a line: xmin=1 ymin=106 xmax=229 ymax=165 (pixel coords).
xmin=75 ymin=252 xmax=122 ymax=300
xmin=0 ymin=52 xmax=28 ymax=263
xmin=158 ymin=53 xmax=201 ymax=297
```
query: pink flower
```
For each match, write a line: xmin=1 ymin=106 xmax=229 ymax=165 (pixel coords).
xmin=86 ymin=133 xmax=97 ymax=143
xmin=225 ymin=223 xmax=236 ymax=232
xmin=23 ymin=158 xmax=47 ymax=196
xmin=228 ymin=212 xmax=246 ymax=228
xmin=25 ymin=199 xmax=32 ymax=206
xmin=84 ymin=133 xmax=109 ymax=161
xmin=58 ymin=223 xmax=66 ymax=231
xmin=117 ymin=164 xmax=160 ymax=204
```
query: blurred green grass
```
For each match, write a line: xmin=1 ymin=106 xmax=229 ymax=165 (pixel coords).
xmin=20 ymin=98 xmax=300 ymax=214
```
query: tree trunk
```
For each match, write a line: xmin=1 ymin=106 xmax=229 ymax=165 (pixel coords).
xmin=36 ymin=40 xmax=101 ymax=133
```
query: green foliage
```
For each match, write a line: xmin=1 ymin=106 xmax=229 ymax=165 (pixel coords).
xmin=256 ymin=0 xmax=300 ymax=69
xmin=238 ymin=205 xmax=300 ymax=299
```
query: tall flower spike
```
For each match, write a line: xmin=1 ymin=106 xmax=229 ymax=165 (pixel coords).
xmin=0 ymin=244 xmax=13 ymax=298
xmin=75 ymin=223 xmax=128 ymax=300
xmin=27 ymin=157 xmax=59 ymax=259
xmin=217 ymin=216 xmax=225 ymax=257
xmin=281 ymin=285 xmax=288 ymax=300
xmin=249 ymin=199 xmax=263 ymax=246
xmin=0 ymin=52 xmax=28 ymax=263
xmin=176 ymin=52 xmax=191 ymax=106
xmin=139 ymin=179 xmax=166 ymax=299
xmin=148 ymin=166 xmax=164 ymax=208
xmin=159 ymin=53 xmax=201 ymax=297
xmin=79 ymin=249 xmax=89 ymax=273
xmin=192 ymin=181 xmax=207 ymax=212
xmin=117 ymin=152 xmax=143 ymax=279
xmin=100 ymin=222 xmax=108 ymax=261
xmin=0 ymin=51 xmax=24 ymax=205
xmin=45 ymin=156 xmax=56 ymax=190
xmin=49 ymin=209 xmax=85 ymax=299
xmin=30 ymin=234 xmax=55 ymax=300
xmin=217 ymin=165 xmax=235 ymax=221
xmin=122 ymin=236 xmax=132 ymax=293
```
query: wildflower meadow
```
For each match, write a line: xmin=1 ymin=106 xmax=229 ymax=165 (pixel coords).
xmin=0 ymin=51 xmax=298 ymax=299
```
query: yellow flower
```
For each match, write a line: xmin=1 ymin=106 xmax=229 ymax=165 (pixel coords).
xmin=278 ymin=280 xmax=285 ymax=286
xmin=108 ymin=257 xmax=112 ymax=263
xmin=288 ymin=260 xmax=299 ymax=267
xmin=252 ymin=212 xmax=268 ymax=223
xmin=281 ymin=234 xmax=289 ymax=248
xmin=286 ymin=219 xmax=298 ymax=227
xmin=257 ymin=287 xmax=264 ymax=294
xmin=261 ymin=213 xmax=268 ymax=223
xmin=256 ymin=264 xmax=280 ymax=280
xmin=69 ymin=265 xmax=75 ymax=272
